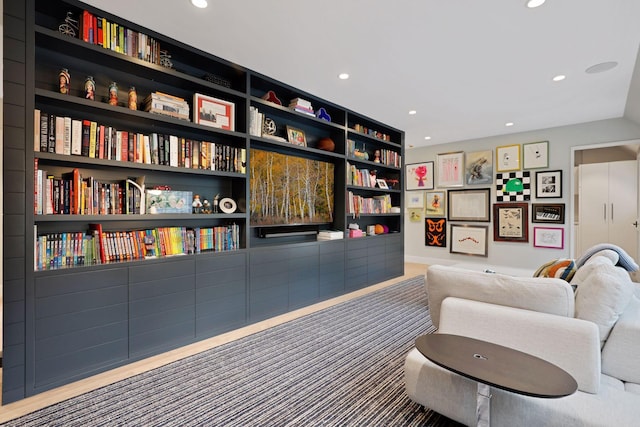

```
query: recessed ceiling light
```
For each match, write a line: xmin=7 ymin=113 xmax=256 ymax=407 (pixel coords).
xmin=338 ymin=73 xmax=350 ymax=80
xmin=191 ymin=0 xmax=208 ymax=8
xmin=526 ymin=0 xmax=545 ymax=8
xmin=553 ymin=74 xmax=566 ymax=82
xmin=585 ymin=61 xmax=618 ymax=74
xmin=408 ymin=110 xmax=417 ymax=115
xmin=424 ymin=136 xmax=431 ymax=140
xmin=505 ymin=122 xmax=514 ymax=127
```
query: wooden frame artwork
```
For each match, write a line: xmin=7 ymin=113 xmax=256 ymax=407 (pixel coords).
xmin=535 ymin=170 xmax=563 ymax=198
xmin=425 ymin=217 xmax=447 ymax=247
xmin=493 ymin=202 xmax=529 ymax=242
xmin=406 ymin=162 xmax=434 ymax=190
xmin=532 ymin=203 xmax=565 ymax=224
xmin=523 ymin=141 xmax=549 ymax=169
xmin=447 ymin=188 xmax=491 ymax=222
xmin=193 ymin=93 xmax=235 ymax=131
xmin=465 ymin=149 xmax=493 ymax=185
xmin=533 ymin=226 xmax=564 ymax=249
xmin=496 ymin=144 xmax=521 ymax=172
xmin=286 ymin=126 xmax=307 ymax=147
xmin=425 ymin=190 xmax=446 ymax=217
xmin=450 ymin=224 xmax=488 ymax=257
xmin=436 ymin=152 xmax=464 ymax=187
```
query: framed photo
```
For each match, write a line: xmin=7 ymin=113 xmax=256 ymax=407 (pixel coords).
xmin=425 ymin=218 xmax=447 ymax=247
xmin=465 ymin=149 xmax=493 ymax=185
xmin=535 ymin=170 xmax=563 ymax=198
xmin=532 ymin=203 xmax=565 ymax=224
xmin=447 ymin=188 xmax=491 ymax=222
xmin=406 ymin=162 xmax=434 ymax=190
xmin=425 ymin=190 xmax=446 ymax=217
xmin=437 ymin=152 xmax=464 ymax=187
xmin=450 ymin=224 xmax=488 ymax=257
xmin=496 ymin=171 xmax=531 ymax=202
xmin=193 ymin=93 xmax=235 ymax=131
xmin=533 ymin=226 xmax=564 ymax=249
xmin=286 ymin=126 xmax=307 ymax=146
xmin=493 ymin=202 xmax=529 ymax=242
xmin=407 ymin=191 xmax=424 ymax=208
xmin=523 ymin=141 xmax=549 ymax=169
xmin=496 ymin=144 xmax=521 ymax=172
xmin=376 ymin=179 xmax=389 ymax=189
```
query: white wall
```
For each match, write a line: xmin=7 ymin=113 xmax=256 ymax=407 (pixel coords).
xmin=404 ymin=117 xmax=640 ymax=269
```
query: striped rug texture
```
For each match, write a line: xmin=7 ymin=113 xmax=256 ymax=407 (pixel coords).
xmin=4 ymin=275 xmax=461 ymax=427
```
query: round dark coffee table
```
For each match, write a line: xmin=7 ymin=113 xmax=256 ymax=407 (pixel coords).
xmin=415 ymin=333 xmax=577 ymax=426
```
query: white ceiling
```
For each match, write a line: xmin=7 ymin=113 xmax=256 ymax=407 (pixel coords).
xmin=83 ymin=0 xmax=640 ymax=149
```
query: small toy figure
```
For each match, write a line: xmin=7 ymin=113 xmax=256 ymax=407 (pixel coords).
xmin=128 ymin=86 xmax=137 ymax=110
xmin=202 ymin=199 xmax=211 ymax=214
xmin=108 ymin=82 xmax=118 ymax=106
xmin=213 ymin=194 xmax=220 ymax=213
xmin=192 ymin=194 xmax=202 ymax=214
xmin=374 ymin=149 xmax=381 ymax=163
xmin=84 ymin=76 xmax=95 ymax=100
xmin=59 ymin=68 xmax=70 ymax=94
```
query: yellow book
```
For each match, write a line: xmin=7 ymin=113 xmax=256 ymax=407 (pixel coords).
xmin=89 ymin=121 xmax=97 ymax=158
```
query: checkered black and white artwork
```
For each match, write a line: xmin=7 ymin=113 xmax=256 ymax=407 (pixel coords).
xmin=496 ymin=171 xmax=531 ymax=202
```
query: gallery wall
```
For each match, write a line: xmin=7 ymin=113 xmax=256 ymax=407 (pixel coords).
xmin=404 ymin=117 xmax=640 ymax=270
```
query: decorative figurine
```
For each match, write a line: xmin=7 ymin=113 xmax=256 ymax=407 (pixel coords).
xmin=59 ymin=68 xmax=70 ymax=95
xmin=58 ymin=11 xmax=78 ymax=37
xmin=128 ymin=86 xmax=137 ymax=110
xmin=160 ymin=50 xmax=173 ymax=69
xmin=213 ymin=194 xmax=220 ymax=213
xmin=202 ymin=199 xmax=211 ymax=214
xmin=84 ymin=76 xmax=95 ymax=100
xmin=192 ymin=194 xmax=202 ymax=214
xmin=374 ymin=149 xmax=381 ymax=163
xmin=108 ymin=82 xmax=118 ymax=106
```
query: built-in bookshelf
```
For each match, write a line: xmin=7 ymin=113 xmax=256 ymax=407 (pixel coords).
xmin=2 ymin=0 xmax=404 ymax=403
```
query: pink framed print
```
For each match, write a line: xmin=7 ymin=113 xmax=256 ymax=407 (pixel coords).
xmin=533 ymin=226 xmax=564 ymax=249
xmin=437 ymin=151 xmax=464 ymax=187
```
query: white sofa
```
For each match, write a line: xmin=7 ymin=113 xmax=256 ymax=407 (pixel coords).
xmin=404 ymin=252 xmax=640 ymax=427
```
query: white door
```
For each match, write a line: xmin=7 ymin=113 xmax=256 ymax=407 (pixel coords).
xmin=609 ymin=160 xmax=638 ymax=260
xmin=578 ymin=162 xmax=609 ymax=253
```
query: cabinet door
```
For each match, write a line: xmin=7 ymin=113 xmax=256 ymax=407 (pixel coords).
xmin=608 ymin=160 xmax=638 ymax=259
xmin=578 ymin=162 xmax=609 ymax=254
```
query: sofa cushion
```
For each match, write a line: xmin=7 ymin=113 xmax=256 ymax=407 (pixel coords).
xmin=572 ymin=256 xmax=635 ymax=347
xmin=426 ymin=265 xmax=575 ymax=329
xmin=533 ymin=258 xmax=577 ymax=282
xmin=602 ymin=294 xmax=640 ymax=383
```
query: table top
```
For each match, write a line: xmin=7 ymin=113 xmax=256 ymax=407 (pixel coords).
xmin=415 ymin=333 xmax=578 ymax=398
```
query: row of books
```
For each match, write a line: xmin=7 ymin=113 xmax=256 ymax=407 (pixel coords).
xmin=77 ymin=10 xmax=162 ymax=65
xmin=351 ymin=124 xmax=393 ymax=142
xmin=347 ymin=192 xmax=392 ymax=215
xmin=347 ymin=139 xmax=401 ymax=168
xmin=143 ymin=92 xmax=190 ymax=121
xmin=34 ymin=110 xmax=246 ymax=172
xmin=34 ymin=223 xmax=240 ymax=271
xmin=347 ymin=163 xmax=380 ymax=188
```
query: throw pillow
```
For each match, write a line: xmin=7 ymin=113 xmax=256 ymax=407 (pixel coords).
xmin=533 ymin=258 xmax=576 ymax=282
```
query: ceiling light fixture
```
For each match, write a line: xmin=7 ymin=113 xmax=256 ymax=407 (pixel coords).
xmin=338 ymin=73 xmax=350 ymax=80
xmin=505 ymin=122 xmax=514 ymax=127
xmin=409 ymin=110 xmax=417 ymax=115
xmin=553 ymin=74 xmax=566 ymax=82
xmin=526 ymin=0 xmax=546 ymax=8
xmin=424 ymin=136 xmax=431 ymax=140
xmin=191 ymin=0 xmax=208 ymax=8
xmin=585 ymin=61 xmax=618 ymax=74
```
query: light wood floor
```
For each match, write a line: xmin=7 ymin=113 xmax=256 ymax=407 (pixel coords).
xmin=0 ymin=263 xmax=427 ymax=423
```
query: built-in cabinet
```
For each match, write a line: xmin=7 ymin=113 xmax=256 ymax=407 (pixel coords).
xmin=577 ymin=160 xmax=638 ymax=258
xmin=3 ymin=0 xmax=404 ymax=403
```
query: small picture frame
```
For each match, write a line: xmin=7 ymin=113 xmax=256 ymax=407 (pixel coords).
xmin=425 ymin=217 xmax=447 ymax=247
xmin=535 ymin=170 xmax=563 ymax=198
xmin=406 ymin=161 xmax=434 ymax=190
xmin=436 ymin=152 xmax=464 ymax=187
xmin=523 ymin=141 xmax=549 ymax=169
xmin=493 ymin=202 xmax=529 ymax=242
xmin=496 ymin=144 xmax=521 ymax=172
xmin=193 ymin=93 xmax=235 ymax=131
xmin=450 ymin=224 xmax=488 ymax=257
xmin=425 ymin=190 xmax=446 ymax=217
xmin=376 ymin=179 xmax=389 ymax=189
xmin=532 ymin=203 xmax=565 ymax=224
xmin=286 ymin=126 xmax=307 ymax=146
xmin=447 ymin=188 xmax=491 ymax=222
xmin=533 ymin=226 xmax=564 ymax=249
xmin=407 ymin=191 xmax=424 ymax=208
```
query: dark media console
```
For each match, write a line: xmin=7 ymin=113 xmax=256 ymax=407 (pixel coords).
xmin=257 ymin=225 xmax=320 ymax=238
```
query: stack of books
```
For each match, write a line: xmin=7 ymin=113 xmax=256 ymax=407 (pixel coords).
xmin=289 ymin=98 xmax=314 ymax=116
xmin=143 ymin=92 xmax=190 ymax=121
xmin=317 ymin=230 xmax=344 ymax=241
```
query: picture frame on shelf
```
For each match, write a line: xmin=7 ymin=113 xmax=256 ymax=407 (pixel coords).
xmin=286 ymin=126 xmax=307 ymax=146
xmin=450 ymin=224 xmax=488 ymax=257
xmin=407 ymin=191 xmax=424 ymax=208
xmin=523 ymin=141 xmax=549 ymax=169
xmin=447 ymin=188 xmax=491 ymax=222
xmin=465 ymin=149 xmax=493 ymax=185
xmin=535 ymin=170 xmax=563 ymax=198
xmin=436 ymin=151 xmax=464 ymax=187
xmin=193 ymin=93 xmax=235 ymax=131
xmin=533 ymin=226 xmax=564 ymax=249
xmin=496 ymin=144 xmax=521 ymax=172
xmin=532 ymin=203 xmax=565 ymax=224
xmin=376 ymin=179 xmax=389 ymax=189
xmin=425 ymin=218 xmax=447 ymax=247
xmin=425 ymin=190 xmax=446 ymax=217
xmin=406 ymin=161 xmax=434 ymax=190
xmin=493 ymin=202 xmax=529 ymax=242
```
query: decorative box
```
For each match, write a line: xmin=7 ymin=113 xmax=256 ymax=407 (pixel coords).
xmin=146 ymin=190 xmax=192 ymax=214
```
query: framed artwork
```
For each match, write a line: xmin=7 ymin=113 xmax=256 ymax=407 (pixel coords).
xmin=533 ymin=226 xmax=564 ymax=249
xmin=496 ymin=171 xmax=531 ymax=202
xmin=193 ymin=93 xmax=235 ymax=131
xmin=496 ymin=144 xmax=521 ymax=172
xmin=532 ymin=203 xmax=565 ymax=224
xmin=535 ymin=170 xmax=563 ymax=198
xmin=406 ymin=161 xmax=434 ymax=190
xmin=425 ymin=218 xmax=447 ymax=247
xmin=436 ymin=152 xmax=464 ymax=187
xmin=523 ymin=141 xmax=549 ymax=169
xmin=447 ymin=188 xmax=491 ymax=222
xmin=407 ymin=191 xmax=424 ymax=208
xmin=465 ymin=149 xmax=493 ymax=185
xmin=425 ymin=190 xmax=446 ymax=217
xmin=450 ymin=224 xmax=488 ymax=257
xmin=286 ymin=126 xmax=307 ymax=146
xmin=409 ymin=209 xmax=423 ymax=222
xmin=376 ymin=179 xmax=389 ymax=189
xmin=493 ymin=202 xmax=529 ymax=242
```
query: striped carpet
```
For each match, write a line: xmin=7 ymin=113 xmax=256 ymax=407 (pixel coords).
xmin=4 ymin=276 xmax=461 ymax=426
